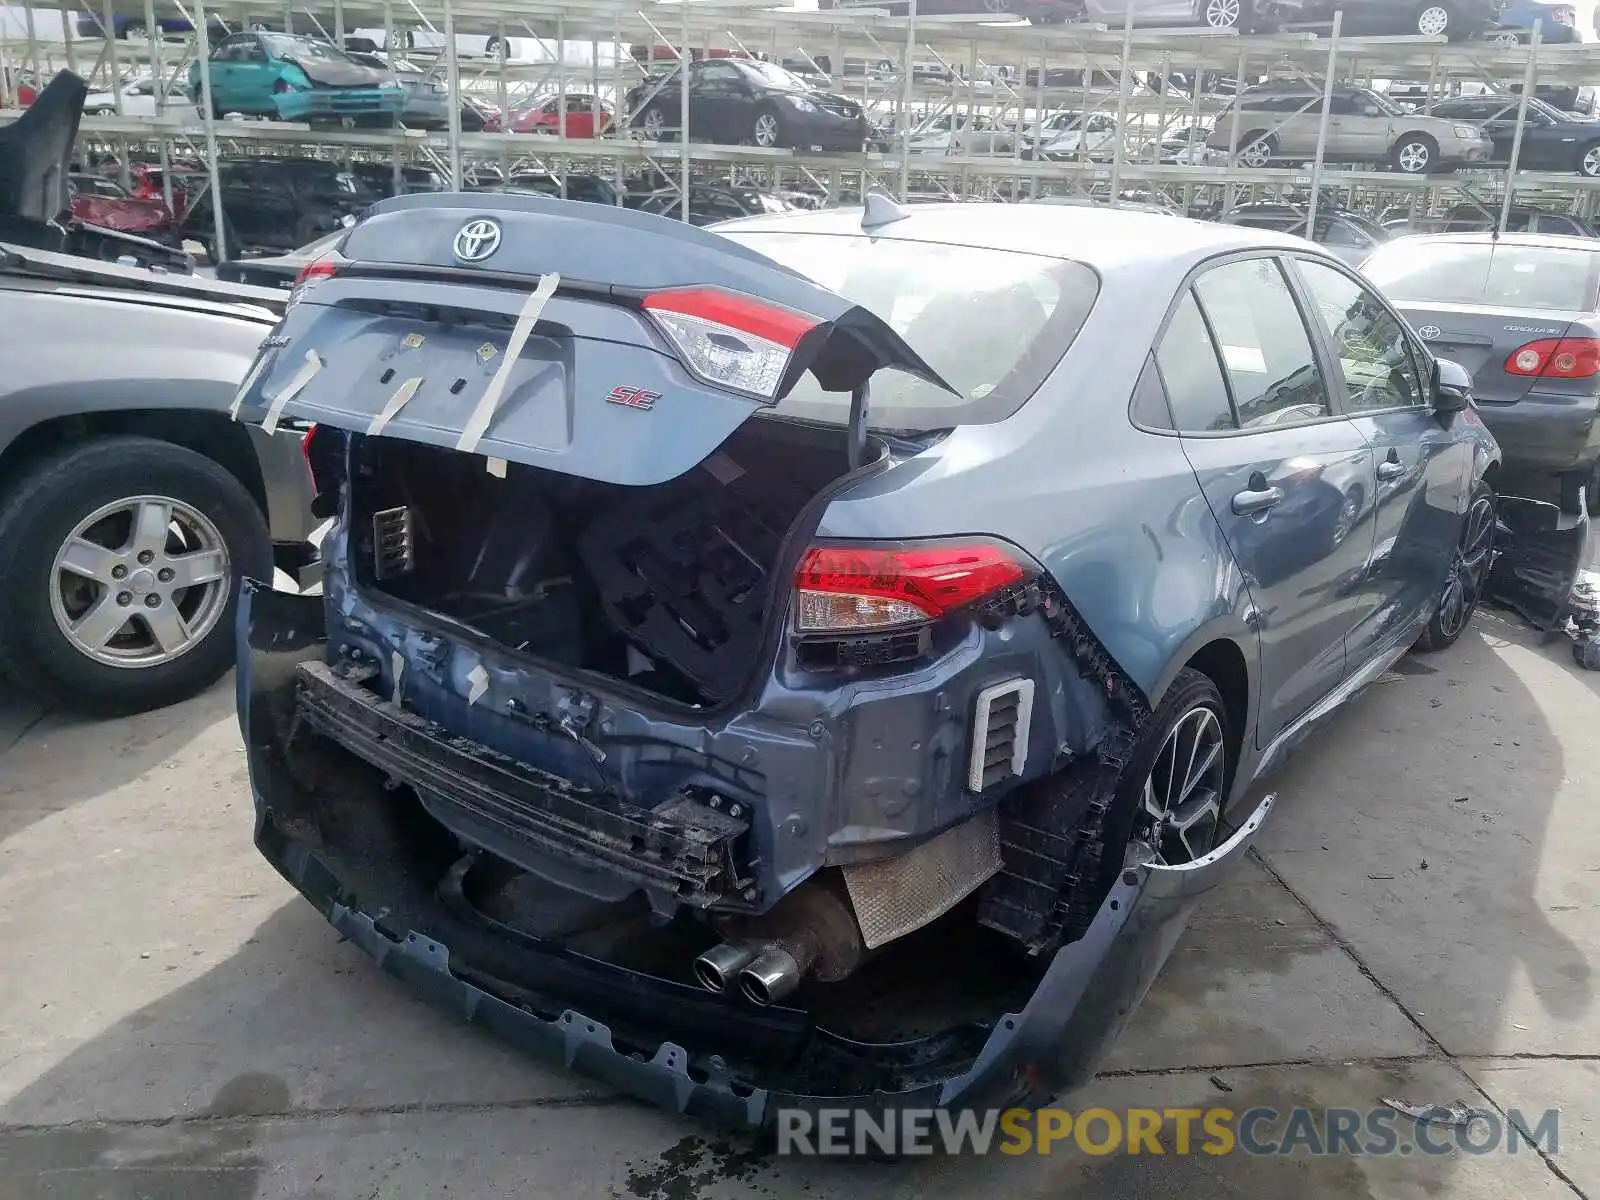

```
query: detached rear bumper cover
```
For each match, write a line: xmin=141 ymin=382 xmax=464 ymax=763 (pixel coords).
xmin=239 ymin=584 xmax=1273 ymax=1125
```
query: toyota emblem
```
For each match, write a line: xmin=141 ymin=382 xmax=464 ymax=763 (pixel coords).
xmin=453 ymin=218 xmax=502 ymax=264
xmin=1418 ymin=325 xmax=1442 ymax=341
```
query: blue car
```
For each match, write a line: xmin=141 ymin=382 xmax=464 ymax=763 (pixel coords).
xmin=188 ymin=32 xmax=403 ymax=126
xmin=1488 ymin=1 xmax=1584 ymax=42
xmin=230 ymin=195 xmax=1511 ymax=1130
xmin=75 ymin=11 xmax=229 ymax=40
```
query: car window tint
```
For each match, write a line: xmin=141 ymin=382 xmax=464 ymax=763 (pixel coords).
xmin=1193 ymin=258 xmax=1332 ymax=428
xmin=1131 ymin=354 xmax=1175 ymax=429
xmin=1296 ymin=260 xmax=1426 ymax=411
xmin=1156 ymin=291 xmax=1237 ymax=432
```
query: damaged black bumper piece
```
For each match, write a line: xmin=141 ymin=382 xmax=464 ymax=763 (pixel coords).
xmin=239 ymin=584 xmax=1273 ymax=1130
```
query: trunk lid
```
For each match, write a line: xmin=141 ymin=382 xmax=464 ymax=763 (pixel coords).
xmin=230 ymin=192 xmax=948 ymax=485
xmin=1395 ymin=301 xmax=1585 ymax=405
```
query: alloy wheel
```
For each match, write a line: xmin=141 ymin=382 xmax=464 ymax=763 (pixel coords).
xmin=1240 ymin=138 xmax=1272 ymax=167
xmin=1582 ymin=146 xmax=1600 ymax=177
xmin=642 ymin=108 xmax=665 ymax=139
xmin=1204 ymin=0 xmax=1242 ymax=28
xmin=1140 ymin=704 xmax=1226 ymax=865
xmin=982 ymin=0 xmax=1013 ymax=12
xmin=49 ymin=495 xmax=231 ymax=669
xmin=753 ymin=112 xmax=780 ymax=147
xmin=1417 ymin=4 xmax=1451 ymax=36
xmin=1397 ymin=140 xmax=1432 ymax=173
xmin=1436 ymin=493 xmax=1495 ymax=643
xmin=1487 ymin=29 xmax=1522 ymax=44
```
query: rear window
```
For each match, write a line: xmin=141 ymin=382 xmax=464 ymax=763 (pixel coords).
xmin=712 ymin=230 xmax=1098 ymax=431
xmin=1363 ymin=241 xmax=1600 ymax=312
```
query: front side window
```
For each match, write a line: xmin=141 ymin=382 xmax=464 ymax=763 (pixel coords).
xmin=1295 ymin=260 xmax=1426 ymax=412
xmin=1193 ymin=258 xmax=1332 ymax=428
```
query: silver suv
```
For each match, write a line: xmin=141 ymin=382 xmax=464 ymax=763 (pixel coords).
xmin=1209 ymin=83 xmax=1494 ymax=174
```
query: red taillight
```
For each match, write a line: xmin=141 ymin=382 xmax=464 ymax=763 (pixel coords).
xmin=301 ymin=423 xmax=318 ymax=467
xmin=287 ymin=252 xmax=343 ymax=307
xmin=794 ymin=541 xmax=1030 ymax=634
xmin=1504 ymin=337 xmax=1600 ymax=379
xmin=642 ymin=287 xmax=821 ymax=399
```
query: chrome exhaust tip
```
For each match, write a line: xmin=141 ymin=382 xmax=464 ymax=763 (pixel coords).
xmin=693 ymin=942 xmax=758 ymax=993
xmin=738 ymin=947 xmax=802 ymax=1007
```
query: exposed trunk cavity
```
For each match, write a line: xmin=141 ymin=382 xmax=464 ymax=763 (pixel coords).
xmin=350 ymin=417 xmax=864 ymax=708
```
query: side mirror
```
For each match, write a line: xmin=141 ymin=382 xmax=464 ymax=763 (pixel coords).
xmin=1432 ymin=356 xmax=1473 ymax=414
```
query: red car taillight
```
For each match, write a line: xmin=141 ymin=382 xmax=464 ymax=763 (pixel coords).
xmin=1504 ymin=337 xmax=1600 ymax=379
xmin=794 ymin=541 xmax=1031 ymax=634
xmin=287 ymin=251 xmax=344 ymax=307
xmin=642 ymin=286 xmax=821 ymax=400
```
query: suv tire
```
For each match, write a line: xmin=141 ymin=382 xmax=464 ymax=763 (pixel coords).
xmin=0 ymin=436 xmax=271 ymax=716
xmin=1392 ymin=133 xmax=1440 ymax=174
xmin=1237 ymin=132 xmax=1275 ymax=168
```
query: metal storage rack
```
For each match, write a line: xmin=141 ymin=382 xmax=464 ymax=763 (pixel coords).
xmin=4 ymin=0 xmax=1600 ymax=256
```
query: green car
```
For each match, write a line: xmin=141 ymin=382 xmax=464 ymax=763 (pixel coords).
xmin=188 ymin=32 xmax=404 ymax=126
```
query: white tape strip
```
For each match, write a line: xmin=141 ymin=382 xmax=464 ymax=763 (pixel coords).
xmin=486 ymin=456 xmax=507 ymax=478
xmin=391 ymin=650 xmax=406 ymax=705
xmin=466 ymin=663 xmax=490 ymax=706
xmin=261 ymin=349 xmax=324 ymax=435
xmin=456 ymin=272 xmax=560 ymax=455
xmin=229 ymin=350 xmax=274 ymax=421
xmin=368 ymin=377 xmax=423 ymax=435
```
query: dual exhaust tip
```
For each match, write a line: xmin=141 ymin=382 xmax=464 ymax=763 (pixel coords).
xmin=693 ymin=941 xmax=801 ymax=1006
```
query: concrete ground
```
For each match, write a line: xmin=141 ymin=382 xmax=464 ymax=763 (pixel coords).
xmin=1 ymin=604 xmax=1596 ymax=1199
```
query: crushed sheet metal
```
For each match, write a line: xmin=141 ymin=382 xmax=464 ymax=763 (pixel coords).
xmin=1381 ymin=1097 xmax=1497 ymax=1128
xmin=456 ymin=273 xmax=560 ymax=455
xmin=262 ymin=349 xmax=324 ymax=435
xmin=368 ymin=376 xmax=423 ymax=435
xmin=391 ymin=650 xmax=406 ymax=705
xmin=466 ymin=663 xmax=490 ymax=706
xmin=843 ymin=807 xmax=1002 ymax=949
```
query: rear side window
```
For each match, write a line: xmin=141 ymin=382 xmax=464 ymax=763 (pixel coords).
xmin=1363 ymin=241 xmax=1600 ymax=311
xmin=1156 ymin=292 xmax=1236 ymax=432
xmin=1193 ymin=258 xmax=1332 ymax=428
xmin=714 ymin=230 xmax=1100 ymax=432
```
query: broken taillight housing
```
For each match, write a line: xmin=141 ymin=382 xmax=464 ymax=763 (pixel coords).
xmin=287 ymin=251 xmax=344 ymax=309
xmin=642 ymin=286 xmax=820 ymax=400
xmin=1505 ymin=337 xmax=1600 ymax=379
xmin=794 ymin=540 xmax=1032 ymax=634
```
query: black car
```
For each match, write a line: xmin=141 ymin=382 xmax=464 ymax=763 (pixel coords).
xmin=348 ymin=162 xmax=447 ymax=197
xmin=180 ymin=157 xmax=376 ymax=258
xmin=625 ymin=58 xmax=867 ymax=151
xmin=1364 ymin=232 xmax=1600 ymax=511
xmin=1220 ymin=203 xmax=1391 ymax=268
xmin=1292 ymin=0 xmax=1500 ymax=39
xmin=625 ymin=183 xmax=792 ymax=225
xmin=1430 ymin=95 xmax=1600 ymax=177
xmin=499 ymin=172 xmax=623 ymax=207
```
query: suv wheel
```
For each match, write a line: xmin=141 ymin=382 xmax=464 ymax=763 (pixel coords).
xmin=1392 ymin=134 xmax=1438 ymax=174
xmin=1238 ymin=133 xmax=1274 ymax=168
xmin=640 ymin=106 xmax=666 ymax=140
xmin=1201 ymin=0 xmax=1241 ymax=27
xmin=1416 ymin=3 xmax=1453 ymax=37
xmin=0 ymin=437 xmax=271 ymax=716
xmin=1579 ymin=142 xmax=1600 ymax=178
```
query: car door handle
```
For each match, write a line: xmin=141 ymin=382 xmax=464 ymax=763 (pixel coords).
xmin=1232 ymin=486 xmax=1285 ymax=516
xmin=1377 ymin=459 xmax=1406 ymax=481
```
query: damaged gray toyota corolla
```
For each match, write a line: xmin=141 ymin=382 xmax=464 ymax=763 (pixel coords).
xmin=233 ymin=192 xmax=1500 ymax=1129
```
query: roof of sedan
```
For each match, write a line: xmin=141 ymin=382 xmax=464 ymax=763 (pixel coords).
xmin=713 ymin=203 xmax=1312 ymax=270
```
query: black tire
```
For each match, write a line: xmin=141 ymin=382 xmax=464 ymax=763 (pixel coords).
xmin=750 ymin=104 xmax=786 ymax=149
xmin=0 ymin=437 xmax=271 ymax=716
xmin=1060 ymin=667 xmax=1232 ymax=937
xmin=1392 ymin=132 xmax=1440 ymax=174
xmin=485 ymin=35 xmax=505 ymax=57
xmin=121 ymin=20 xmax=147 ymax=39
xmin=1415 ymin=481 xmax=1496 ymax=653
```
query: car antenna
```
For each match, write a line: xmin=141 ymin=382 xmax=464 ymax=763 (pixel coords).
xmin=861 ymin=190 xmax=911 ymax=231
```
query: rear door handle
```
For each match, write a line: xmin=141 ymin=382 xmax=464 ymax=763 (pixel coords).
xmin=1232 ymin=486 xmax=1285 ymax=517
xmin=1377 ymin=459 xmax=1406 ymax=482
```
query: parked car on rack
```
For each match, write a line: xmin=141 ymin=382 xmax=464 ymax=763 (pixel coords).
xmin=1025 ymin=111 xmax=1118 ymax=161
xmin=179 ymin=157 xmax=377 ymax=259
xmin=626 ymin=182 xmax=793 ymax=224
xmin=82 ymin=76 xmax=198 ymax=119
xmin=1209 ymin=81 xmax=1495 ymax=173
xmin=347 ymin=163 xmax=448 ymax=196
xmin=0 ymin=83 xmax=315 ymax=715
xmin=66 ymin=173 xmax=178 ymax=243
xmin=232 ymin=191 xmax=1508 ymax=1136
xmin=1428 ymin=95 xmax=1600 ymax=177
xmin=901 ymin=0 xmax=1299 ymax=30
xmin=625 ymin=59 xmax=868 ymax=151
xmin=1365 ymin=233 xmax=1600 ymax=512
xmin=1219 ymin=203 xmax=1391 ymax=267
xmin=127 ymin=163 xmax=208 ymax=221
xmin=188 ymin=32 xmax=405 ymax=126
xmin=484 ymin=93 xmax=614 ymax=137
xmin=498 ymin=171 xmax=624 ymax=206
xmin=908 ymin=113 xmax=1023 ymax=157
xmin=75 ymin=10 xmax=229 ymax=41
xmin=351 ymin=29 xmax=525 ymax=60
xmin=1291 ymin=0 xmax=1500 ymax=39
xmin=1487 ymin=1 xmax=1582 ymax=43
